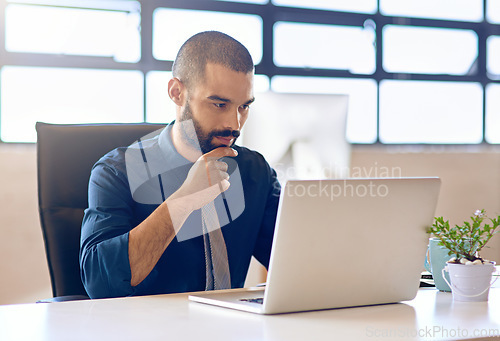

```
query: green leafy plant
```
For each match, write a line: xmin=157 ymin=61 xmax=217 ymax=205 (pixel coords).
xmin=427 ymin=209 xmax=500 ymax=262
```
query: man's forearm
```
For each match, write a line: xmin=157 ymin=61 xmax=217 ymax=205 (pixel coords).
xmin=128 ymin=198 xmax=191 ymax=287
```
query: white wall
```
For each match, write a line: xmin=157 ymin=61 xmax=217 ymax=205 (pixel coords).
xmin=1 ymin=143 xmax=499 ymax=305
xmin=0 ymin=144 xmax=51 ymax=305
xmin=351 ymin=145 xmax=500 ymax=262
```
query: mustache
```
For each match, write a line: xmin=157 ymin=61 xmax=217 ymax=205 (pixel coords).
xmin=213 ymin=130 xmax=240 ymax=138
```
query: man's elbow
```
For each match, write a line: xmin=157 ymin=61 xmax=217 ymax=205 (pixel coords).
xmin=80 ymin=247 xmax=132 ymax=299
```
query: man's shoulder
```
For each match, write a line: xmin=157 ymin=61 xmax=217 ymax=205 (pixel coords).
xmin=93 ymin=147 xmax=129 ymax=176
xmin=94 ymin=134 xmax=161 ymax=173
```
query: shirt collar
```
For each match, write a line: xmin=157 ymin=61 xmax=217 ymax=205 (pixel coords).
xmin=158 ymin=121 xmax=193 ymax=169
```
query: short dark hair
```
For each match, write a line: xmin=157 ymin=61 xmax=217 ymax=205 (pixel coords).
xmin=172 ymin=31 xmax=254 ymax=89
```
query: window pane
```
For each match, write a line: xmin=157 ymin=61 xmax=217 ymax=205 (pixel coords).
xmin=274 ymin=22 xmax=376 ymax=74
xmin=253 ymin=74 xmax=271 ymax=93
xmin=216 ymin=0 xmax=268 ymax=4
xmin=383 ymin=26 xmax=477 ymax=75
xmin=152 ymin=8 xmax=263 ymax=64
xmin=487 ymin=0 xmax=500 ymax=23
xmin=146 ymin=72 xmax=176 ymax=124
xmin=0 ymin=66 xmax=144 ymax=143
xmin=485 ymin=84 xmax=500 ymax=143
xmin=487 ymin=36 xmax=500 ymax=78
xmin=271 ymin=76 xmax=378 ymax=143
xmin=272 ymin=0 xmax=377 ymax=14
xmin=146 ymin=72 xmax=269 ymax=124
xmin=7 ymin=0 xmax=136 ymax=9
xmin=5 ymin=3 xmax=141 ymax=62
xmin=380 ymin=0 xmax=483 ymax=22
xmin=379 ymin=81 xmax=483 ymax=144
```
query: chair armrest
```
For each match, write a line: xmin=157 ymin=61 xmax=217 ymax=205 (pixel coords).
xmin=36 ymin=295 xmax=90 ymax=303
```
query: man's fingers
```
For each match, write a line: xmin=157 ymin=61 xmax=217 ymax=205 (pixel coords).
xmin=219 ymin=170 xmax=229 ymax=181
xmin=174 ymin=147 xmax=236 ymax=211
xmin=215 ymin=160 xmax=228 ymax=172
xmin=207 ymin=167 xmax=229 ymax=186
xmin=201 ymin=149 xmax=234 ymax=186
xmin=219 ymin=179 xmax=230 ymax=192
xmin=204 ymin=180 xmax=230 ymax=201
xmin=202 ymin=147 xmax=238 ymax=162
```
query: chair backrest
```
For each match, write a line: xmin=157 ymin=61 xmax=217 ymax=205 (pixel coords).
xmin=36 ymin=122 xmax=165 ymax=297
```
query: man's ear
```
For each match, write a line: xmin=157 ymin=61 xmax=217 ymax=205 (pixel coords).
xmin=168 ymin=77 xmax=186 ymax=106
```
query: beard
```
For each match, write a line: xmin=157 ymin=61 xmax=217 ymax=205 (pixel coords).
xmin=179 ymin=100 xmax=240 ymax=154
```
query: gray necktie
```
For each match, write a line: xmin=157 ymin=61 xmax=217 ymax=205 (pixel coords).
xmin=201 ymin=200 xmax=231 ymax=290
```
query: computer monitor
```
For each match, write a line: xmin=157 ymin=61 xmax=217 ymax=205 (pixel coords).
xmin=240 ymin=92 xmax=350 ymax=183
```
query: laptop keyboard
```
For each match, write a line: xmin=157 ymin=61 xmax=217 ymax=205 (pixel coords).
xmin=240 ymin=297 xmax=264 ymax=304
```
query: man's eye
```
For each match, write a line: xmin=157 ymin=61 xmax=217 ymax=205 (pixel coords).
xmin=240 ymin=104 xmax=249 ymax=110
xmin=214 ymin=103 xmax=226 ymax=108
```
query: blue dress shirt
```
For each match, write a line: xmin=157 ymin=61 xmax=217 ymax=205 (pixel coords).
xmin=80 ymin=123 xmax=281 ymax=299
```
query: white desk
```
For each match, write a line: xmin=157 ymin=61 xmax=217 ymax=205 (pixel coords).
xmin=1 ymin=287 xmax=499 ymax=341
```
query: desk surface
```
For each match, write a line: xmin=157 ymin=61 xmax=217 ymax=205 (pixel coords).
xmin=1 ymin=287 xmax=499 ymax=341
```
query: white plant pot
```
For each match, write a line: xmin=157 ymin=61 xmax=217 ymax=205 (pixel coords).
xmin=442 ymin=262 xmax=497 ymax=302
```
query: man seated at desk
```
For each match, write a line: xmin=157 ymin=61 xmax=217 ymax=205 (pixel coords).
xmin=80 ymin=31 xmax=281 ymax=299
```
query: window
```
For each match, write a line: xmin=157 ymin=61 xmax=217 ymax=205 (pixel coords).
xmin=146 ymin=71 xmax=176 ymax=124
xmin=0 ymin=66 xmax=144 ymax=143
xmin=487 ymin=36 xmax=500 ymax=78
xmin=379 ymin=81 xmax=483 ymax=144
xmin=152 ymin=8 xmax=263 ymax=64
xmin=274 ymin=22 xmax=375 ymax=74
xmin=487 ymin=0 xmax=500 ymax=23
xmin=380 ymin=0 xmax=483 ymax=22
xmin=383 ymin=26 xmax=478 ymax=75
xmin=272 ymin=0 xmax=377 ymax=14
xmin=5 ymin=2 xmax=140 ymax=62
xmin=0 ymin=0 xmax=497 ymax=144
xmin=271 ymin=76 xmax=378 ymax=143
xmin=217 ymin=0 xmax=268 ymax=3
xmin=485 ymin=84 xmax=500 ymax=143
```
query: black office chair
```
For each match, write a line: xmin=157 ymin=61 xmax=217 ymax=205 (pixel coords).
xmin=36 ymin=122 xmax=165 ymax=302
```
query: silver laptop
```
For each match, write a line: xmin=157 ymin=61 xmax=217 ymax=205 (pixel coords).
xmin=189 ymin=177 xmax=441 ymax=314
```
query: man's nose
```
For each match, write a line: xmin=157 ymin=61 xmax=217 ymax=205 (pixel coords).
xmin=224 ymin=108 xmax=241 ymax=131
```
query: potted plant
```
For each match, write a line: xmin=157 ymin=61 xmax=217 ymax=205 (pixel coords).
xmin=427 ymin=209 xmax=500 ymax=301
